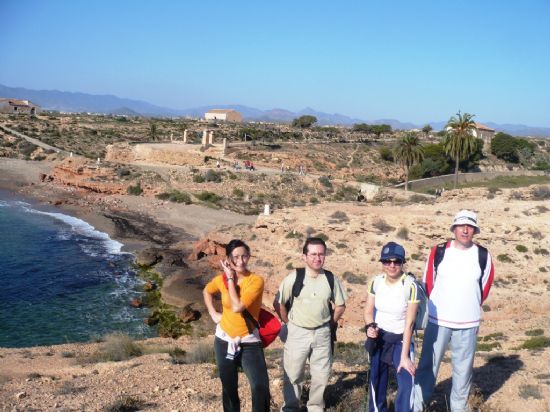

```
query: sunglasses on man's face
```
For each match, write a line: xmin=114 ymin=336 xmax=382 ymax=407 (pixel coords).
xmin=382 ymin=259 xmax=403 ymax=266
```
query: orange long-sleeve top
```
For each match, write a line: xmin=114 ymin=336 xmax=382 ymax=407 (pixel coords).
xmin=205 ymin=273 xmax=264 ymax=338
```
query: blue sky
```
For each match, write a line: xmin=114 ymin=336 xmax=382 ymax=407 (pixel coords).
xmin=1 ymin=1 xmax=549 ymax=126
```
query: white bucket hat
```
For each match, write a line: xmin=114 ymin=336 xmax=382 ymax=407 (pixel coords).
xmin=450 ymin=210 xmax=480 ymax=234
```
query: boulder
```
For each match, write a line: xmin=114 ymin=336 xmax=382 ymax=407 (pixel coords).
xmin=188 ymin=238 xmax=226 ymax=262
xmin=177 ymin=304 xmax=200 ymax=323
xmin=143 ymin=281 xmax=157 ymax=292
xmin=130 ymin=298 xmax=143 ymax=308
xmin=136 ymin=247 xmax=162 ymax=267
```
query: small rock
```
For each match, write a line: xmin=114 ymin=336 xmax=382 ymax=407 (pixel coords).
xmin=15 ymin=391 xmax=26 ymax=400
xmin=154 ymin=386 xmax=160 ymax=392
xmin=130 ymin=298 xmax=143 ymax=308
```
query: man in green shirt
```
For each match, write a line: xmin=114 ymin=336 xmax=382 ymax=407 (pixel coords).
xmin=274 ymin=238 xmax=347 ymax=412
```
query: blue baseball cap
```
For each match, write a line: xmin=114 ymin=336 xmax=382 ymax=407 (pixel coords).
xmin=380 ymin=242 xmax=406 ymax=262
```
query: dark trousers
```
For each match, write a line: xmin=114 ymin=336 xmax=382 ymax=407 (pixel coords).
xmin=214 ymin=337 xmax=271 ymax=412
xmin=369 ymin=340 xmax=414 ymax=412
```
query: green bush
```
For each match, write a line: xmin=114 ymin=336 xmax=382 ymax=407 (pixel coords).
xmin=491 ymin=132 xmax=536 ymax=163
xmin=116 ymin=168 xmax=131 ymax=178
xmin=497 ymin=254 xmax=512 ymax=263
xmin=477 ymin=342 xmax=501 ymax=351
xmin=127 ymin=182 xmax=143 ymax=196
xmin=525 ymin=329 xmax=544 ymax=336
xmin=378 ymin=146 xmax=394 ymax=162
xmin=534 ymin=248 xmax=549 ymax=256
xmin=168 ymin=190 xmax=192 ymax=204
xmin=516 ymin=245 xmax=528 ymax=253
xmin=319 ymin=175 xmax=332 ymax=188
xmin=195 ymin=191 xmax=222 ymax=203
xmin=520 ymin=336 xmax=550 ymax=350
xmin=18 ymin=141 xmax=38 ymax=156
xmin=205 ymin=169 xmax=222 ymax=183
xmin=192 ymin=174 xmax=205 ymax=183
xmin=342 ymin=271 xmax=366 ymax=285
xmin=232 ymin=188 xmax=244 ymax=198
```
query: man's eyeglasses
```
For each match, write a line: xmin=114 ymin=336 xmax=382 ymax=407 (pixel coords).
xmin=382 ymin=259 xmax=403 ymax=266
xmin=307 ymin=253 xmax=326 ymax=258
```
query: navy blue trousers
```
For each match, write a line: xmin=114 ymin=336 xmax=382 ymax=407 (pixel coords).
xmin=368 ymin=340 xmax=414 ymax=412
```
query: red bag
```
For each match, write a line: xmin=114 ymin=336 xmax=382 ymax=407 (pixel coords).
xmin=222 ymin=274 xmax=281 ymax=347
xmin=256 ymin=308 xmax=282 ymax=348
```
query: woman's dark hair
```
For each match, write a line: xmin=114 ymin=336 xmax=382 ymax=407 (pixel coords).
xmin=302 ymin=237 xmax=327 ymax=255
xmin=225 ymin=239 xmax=251 ymax=257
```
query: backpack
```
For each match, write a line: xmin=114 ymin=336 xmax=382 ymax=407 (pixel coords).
xmin=402 ymin=273 xmax=429 ymax=330
xmin=433 ymin=241 xmax=488 ymax=292
xmin=372 ymin=272 xmax=428 ymax=331
xmin=284 ymin=267 xmax=337 ymax=352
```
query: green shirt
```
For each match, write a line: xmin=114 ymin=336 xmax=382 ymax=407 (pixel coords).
xmin=278 ymin=269 xmax=347 ymax=328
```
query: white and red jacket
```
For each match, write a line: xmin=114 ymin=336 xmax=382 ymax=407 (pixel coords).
xmin=423 ymin=241 xmax=494 ymax=329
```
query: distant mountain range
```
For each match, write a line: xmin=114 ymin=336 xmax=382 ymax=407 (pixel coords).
xmin=1 ymin=84 xmax=549 ymax=137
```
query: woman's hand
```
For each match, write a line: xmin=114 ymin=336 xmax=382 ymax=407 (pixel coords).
xmin=366 ymin=325 xmax=379 ymax=339
xmin=220 ymin=259 xmax=236 ymax=279
xmin=397 ymin=357 xmax=416 ymax=376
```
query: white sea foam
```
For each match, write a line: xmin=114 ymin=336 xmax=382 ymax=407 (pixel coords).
xmin=21 ymin=206 xmax=127 ymax=255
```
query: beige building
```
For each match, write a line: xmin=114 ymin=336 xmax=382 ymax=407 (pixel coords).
xmin=473 ymin=123 xmax=496 ymax=153
xmin=204 ymin=109 xmax=242 ymax=122
xmin=0 ymin=98 xmax=41 ymax=115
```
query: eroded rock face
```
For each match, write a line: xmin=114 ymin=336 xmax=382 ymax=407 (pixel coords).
xmin=50 ymin=158 xmax=127 ymax=194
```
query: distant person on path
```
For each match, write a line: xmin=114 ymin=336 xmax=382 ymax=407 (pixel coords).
xmin=274 ymin=237 xmax=347 ymax=412
xmin=364 ymin=242 xmax=419 ymax=412
xmin=203 ymin=239 xmax=270 ymax=412
xmin=413 ymin=210 xmax=494 ymax=412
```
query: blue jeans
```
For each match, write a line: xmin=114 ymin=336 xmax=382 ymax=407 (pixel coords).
xmin=214 ymin=337 xmax=271 ymax=412
xmin=369 ymin=340 xmax=414 ymax=412
xmin=413 ymin=322 xmax=478 ymax=412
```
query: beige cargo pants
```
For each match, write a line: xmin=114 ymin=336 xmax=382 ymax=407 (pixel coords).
xmin=282 ymin=322 xmax=332 ymax=412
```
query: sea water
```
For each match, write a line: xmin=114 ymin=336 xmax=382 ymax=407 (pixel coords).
xmin=0 ymin=191 xmax=154 ymax=348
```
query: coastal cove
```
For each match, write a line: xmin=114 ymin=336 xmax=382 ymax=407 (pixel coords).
xmin=0 ymin=189 xmax=154 ymax=347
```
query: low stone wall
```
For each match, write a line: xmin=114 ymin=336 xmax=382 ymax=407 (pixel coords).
xmin=105 ymin=142 xmax=214 ymax=167
xmin=395 ymin=171 xmax=546 ymax=190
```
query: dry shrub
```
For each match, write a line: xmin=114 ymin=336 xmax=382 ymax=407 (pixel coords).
xmin=373 ymin=218 xmax=394 ymax=233
xmin=103 ymin=396 xmax=144 ymax=412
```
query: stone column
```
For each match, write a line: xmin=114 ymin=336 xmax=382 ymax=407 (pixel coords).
xmin=183 ymin=129 xmax=188 ymax=143
xmin=208 ymin=131 xmax=214 ymax=145
xmin=202 ymin=129 xmax=208 ymax=146
xmin=222 ymin=138 xmax=227 ymax=156
xmin=263 ymin=204 xmax=270 ymax=216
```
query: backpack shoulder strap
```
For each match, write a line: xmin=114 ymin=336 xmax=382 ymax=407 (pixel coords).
xmin=293 ymin=268 xmax=306 ymax=298
xmin=433 ymin=241 xmax=449 ymax=277
xmin=477 ymin=244 xmax=488 ymax=273
xmin=286 ymin=268 xmax=306 ymax=312
xmin=324 ymin=269 xmax=335 ymax=301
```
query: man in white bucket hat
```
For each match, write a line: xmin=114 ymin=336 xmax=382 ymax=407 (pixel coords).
xmin=413 ymin=210 xmax=494 ymax=412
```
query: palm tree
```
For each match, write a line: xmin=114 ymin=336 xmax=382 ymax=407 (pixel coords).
xmin=444 ymin=111 xmax=477 ymax=188
xmin=394 ymin=132 xmax=425 ymax=191
xmin=149 ymin=122 xmax=158 ymax=141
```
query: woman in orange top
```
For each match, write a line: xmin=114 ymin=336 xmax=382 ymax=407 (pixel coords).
xmin=203 ymin=239 xmax=270 ymax=412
